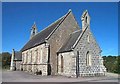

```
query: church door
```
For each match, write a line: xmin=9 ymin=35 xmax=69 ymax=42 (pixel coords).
xmin=61 ymin=56 xmax=63 ymax=72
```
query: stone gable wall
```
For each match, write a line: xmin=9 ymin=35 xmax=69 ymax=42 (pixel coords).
xmin=47 ymin=12 xmax=80 ymax=75
xmin=73 ymin=26 xmax=106 ymax=76
xmin=58 ymin=26 xmax=106 ymax=77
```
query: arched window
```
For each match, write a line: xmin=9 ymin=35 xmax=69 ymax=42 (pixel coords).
xmin=86 ymin=51 xmax=91 ymax=66
xmin=86 ymin=16 xmax=87 ymax=23
xmin=30 ymin=51 xmax=32 ymax=63
xmin=22 ymin=53 xmax=24 ymax=63
xmin=34 ymin=50 xmax=37 ymax=63
xmin=26 ymin=52 xmax=28 ymax=64
xmin=40 ymin=48 xmax=43 ymax=63
xmin=87 ymin=35 xmax=90 ymax=43
xmin=35 ymin=49 xmax=38 ymax=63
xmin=61 ymin=55 xmax=64 ymax=72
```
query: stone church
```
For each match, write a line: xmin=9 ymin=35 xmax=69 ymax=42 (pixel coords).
xmin=10 ymin=9 xmax=106 ymax=77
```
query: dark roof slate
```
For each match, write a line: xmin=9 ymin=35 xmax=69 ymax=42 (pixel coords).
xmin=58 ymin=30 xmax=82 ymax=53
xmin=14 ymin=51 xmax=22 ymax=61
xmin=21 ymin=16 xmax=64 ymax=51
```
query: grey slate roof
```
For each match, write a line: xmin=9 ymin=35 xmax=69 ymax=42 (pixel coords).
xmin=21 ymin=16 xmax=64 ymax=51
xmin=21 ymin=10 xmax=72 ymax=52
xmin=14 ymin=51 xmax=22 ymax=61
xmin=58 ymin=30 xmax=82 ymax=53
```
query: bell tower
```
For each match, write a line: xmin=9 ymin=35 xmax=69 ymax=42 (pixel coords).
xmin=81 ymin=10 xmax=90 ymax=31
xmin=30 ymin=22 xmax=38 ymax=39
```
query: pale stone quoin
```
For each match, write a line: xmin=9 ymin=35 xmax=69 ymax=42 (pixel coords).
xmin=10 ymin=9 xmax=106 ymax=77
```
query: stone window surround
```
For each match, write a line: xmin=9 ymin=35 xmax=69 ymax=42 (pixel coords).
xmin=85 ymin=16 xmax=87 ymax=23
xmin=40 ymin=48 xmax=43 ymax=63
xmin=35 ymin=49 xmax=38 ymax=63
xmin=25 ymin=52 xmax=28 ymax=64
xmin=30 ymin=51 xmax=32 ymax=63
xmin=86 ymin=51 xmax=92 ymax=66
xmin=87 ymin=35 xmax=90 ymax=43
xmin=61 ymin=55 xmax=64 ymax=72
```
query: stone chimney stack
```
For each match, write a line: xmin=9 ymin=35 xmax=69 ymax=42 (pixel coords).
xmin=10 ymin=49 xmax=15 ymax=71
xmin=81 ymin=10 xmax=90 ymax=31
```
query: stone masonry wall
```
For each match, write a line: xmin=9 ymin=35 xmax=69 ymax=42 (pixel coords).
xmin=48 ymin=11 xmax=80 ymax=75
xmin=58 ymin=52 xmax=76 ymax=77
xmin=15 ymin=61 xmax=22 ymax=70
xmin=58 ymin=26 xmax=106 ymax=77
xmin=21 ymin=43 xmax=49 ymax=75
xmin=73 ymin=26 xmax=106 ymax=77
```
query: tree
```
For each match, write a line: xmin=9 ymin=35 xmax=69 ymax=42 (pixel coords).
xmin=103 ymin=55 xmax=119 ymax=74
xmin=2 ymin=52 xmax=11 ymax=68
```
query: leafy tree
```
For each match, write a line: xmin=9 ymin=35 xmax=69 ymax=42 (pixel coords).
xmin=1 ymin=52 xmax=11 ymax=69
xmin=103 ymin=55 xmax=120 ymax=74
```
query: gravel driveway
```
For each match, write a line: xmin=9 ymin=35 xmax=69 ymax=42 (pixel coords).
xmin=2 ymin=70 xmax=119 ymax=82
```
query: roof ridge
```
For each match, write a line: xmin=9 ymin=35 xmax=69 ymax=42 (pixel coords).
xmin=40 ymin=15 xmax=65 ymax=33
xmin=45 ymin=10 xmax=72 ymax=40
xmin=29 ymin=9 xmax=72 ymax=41
xmin=28 ymin=15 xmax=65 ymax=41
xmin=21 ymin=10 xmax=72 ymax=51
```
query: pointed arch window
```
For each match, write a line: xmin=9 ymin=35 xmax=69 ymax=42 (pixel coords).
xmin=30 ymin=51 xmax=32 ymax=63
xmin=26 ymin=52 xmax=28 ymax=64
xmin=86 ymin=51 xmax=91 ymax=66
xmin=61 ymin=55 xmax=64 ymax=72
xmin=22 ymin=53 xmax=24 ymax=63
xmin=40 ymin=48 xmax=43 ymax=63
xmin=35 ymin=49 xmax=38 ymax=64
xmin=87 ymin=35 xmax=90 ymax=43
xmin=86 ymin=16 xmax=87 ymax=23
